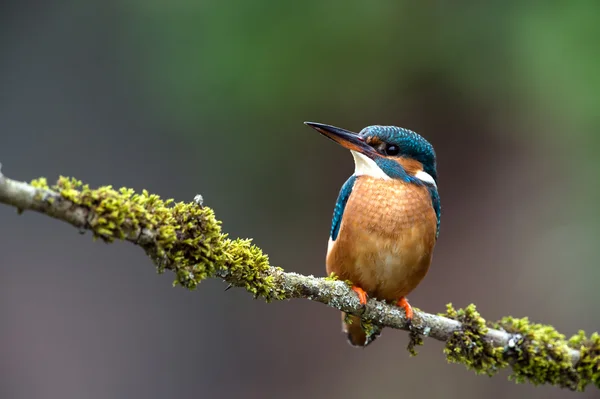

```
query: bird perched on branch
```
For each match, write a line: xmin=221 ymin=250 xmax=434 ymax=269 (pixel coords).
xmin=305 ymin=122 xmax=440 ymax=347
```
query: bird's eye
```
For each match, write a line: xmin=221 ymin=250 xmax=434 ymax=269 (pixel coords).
xmin=385 ymin=144 xmax=400 ymax=156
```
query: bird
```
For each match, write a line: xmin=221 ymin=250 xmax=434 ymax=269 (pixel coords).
xmin=305 ymin=121 xmax=441 ymax=347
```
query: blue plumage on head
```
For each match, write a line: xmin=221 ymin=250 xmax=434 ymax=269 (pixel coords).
xmin=359 ymin=125 xmax=437 ymax=182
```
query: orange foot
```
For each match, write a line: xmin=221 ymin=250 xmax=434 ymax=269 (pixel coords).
xmin=397 ymin=297 xmax=414 ymax=321
xmin=351 ymin=286 xmax=368 ymax=305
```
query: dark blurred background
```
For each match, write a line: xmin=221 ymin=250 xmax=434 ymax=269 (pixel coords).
xmin=1 ymin=2 xmax=599 ymax=398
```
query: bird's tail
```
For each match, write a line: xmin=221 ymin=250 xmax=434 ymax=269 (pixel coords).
xmin=341 ymin=312 xmax=381 ymax=347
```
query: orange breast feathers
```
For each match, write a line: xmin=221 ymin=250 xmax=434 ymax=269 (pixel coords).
xmin=326 ymin=176 xmax=437 ymax=301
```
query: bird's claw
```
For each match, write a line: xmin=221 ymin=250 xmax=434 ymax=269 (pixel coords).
xmin=397 ymin=296 xmax=414 ymax=327
xmin=351 ymin=285 xmax=368 ymax=306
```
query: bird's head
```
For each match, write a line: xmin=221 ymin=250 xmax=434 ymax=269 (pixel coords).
xmin=305 ymin=122 xmax=437 ymax=186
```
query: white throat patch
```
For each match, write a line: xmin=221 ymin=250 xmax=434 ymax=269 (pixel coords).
xmin=414 ymin=170 xmax=437 ymax=188
xmin=351 ymin=150 xmax=390 ymax=180
xmin=351 ymin=150 xmax=437 ymax=187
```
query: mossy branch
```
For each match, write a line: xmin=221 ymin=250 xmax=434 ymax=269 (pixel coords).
xmin=0 ymin=166 xmax=598 ymax=392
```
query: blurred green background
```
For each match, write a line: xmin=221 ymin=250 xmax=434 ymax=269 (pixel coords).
xmin=1 ymin=1 xmax=599 ymax=398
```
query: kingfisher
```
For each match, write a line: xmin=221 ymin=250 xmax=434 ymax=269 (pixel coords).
xmin=305 ymin=122 xmax=440 ymax=347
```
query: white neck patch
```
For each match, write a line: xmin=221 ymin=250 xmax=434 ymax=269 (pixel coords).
xmin=414 ymin=170 xmax=437 ymax=188
xmin=351 ymin=150 xmax=437 ymax=187
xmin=351 ymin=150 xmax=391 ymax=180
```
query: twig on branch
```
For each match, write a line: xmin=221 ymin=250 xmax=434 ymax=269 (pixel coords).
xmin=0 ymin=167 xmax=598 ymax=391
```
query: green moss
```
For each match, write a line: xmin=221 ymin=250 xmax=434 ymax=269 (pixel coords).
xmin=497 ymin=316 xmax=578 ymax=388
xmin=30 ymin=177 xmax=49 ymax=189
xmin=361 ymin=319 xmax=376 ymax=336
xmin=343 ymin=313 xmax=353 ymax=325
xmin=220 ymin=237 xmax=284 ymax=301
xmin=442 ymin=304 xmax=599 ymax=390
xmin=360 ymin=319 xmax=381 ymax=346
xmin=407 ymin=329 xmax=424 ymax=357
xmin=443 ymin=304 xmax=508 ymax=376
xmin=30 ymin=177 xmax=51 ymax=203
xmin=47 ymin=176 xmax=226 ymax=289
xmin=498 ymin=316 xmax=576 ymax=388
xmin=568 ymin=331 xmax=600 ymax=390
xmin=323 ymin=273 xmax=353 ymax=288
xmin=27 ymin=176 xmax=600 ymax=389
xmin=33 ymin=176 xmax=284 ymax=298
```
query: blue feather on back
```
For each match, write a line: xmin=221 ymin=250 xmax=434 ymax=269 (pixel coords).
xmin=330 ymin=175 xmax=356 ymax=241
xmin=428 ymin=186 xmax=441 ymax=238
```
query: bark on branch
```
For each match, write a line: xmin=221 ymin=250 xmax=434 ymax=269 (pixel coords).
xmin=0 ymin=165 xmax=598 ymax=391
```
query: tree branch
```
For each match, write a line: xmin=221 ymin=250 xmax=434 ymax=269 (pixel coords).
xmin=0 ymin=165 xmax=598 ymax=391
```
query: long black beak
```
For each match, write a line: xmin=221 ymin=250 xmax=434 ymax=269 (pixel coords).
xmin=304 ymin=122 xmax=374 ymax=156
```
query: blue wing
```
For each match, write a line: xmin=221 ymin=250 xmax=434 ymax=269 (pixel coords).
xmin=428 ymin=186 xmax=441 ymax=238
xmin=330 ymin=175 xmax=356 ymax=241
